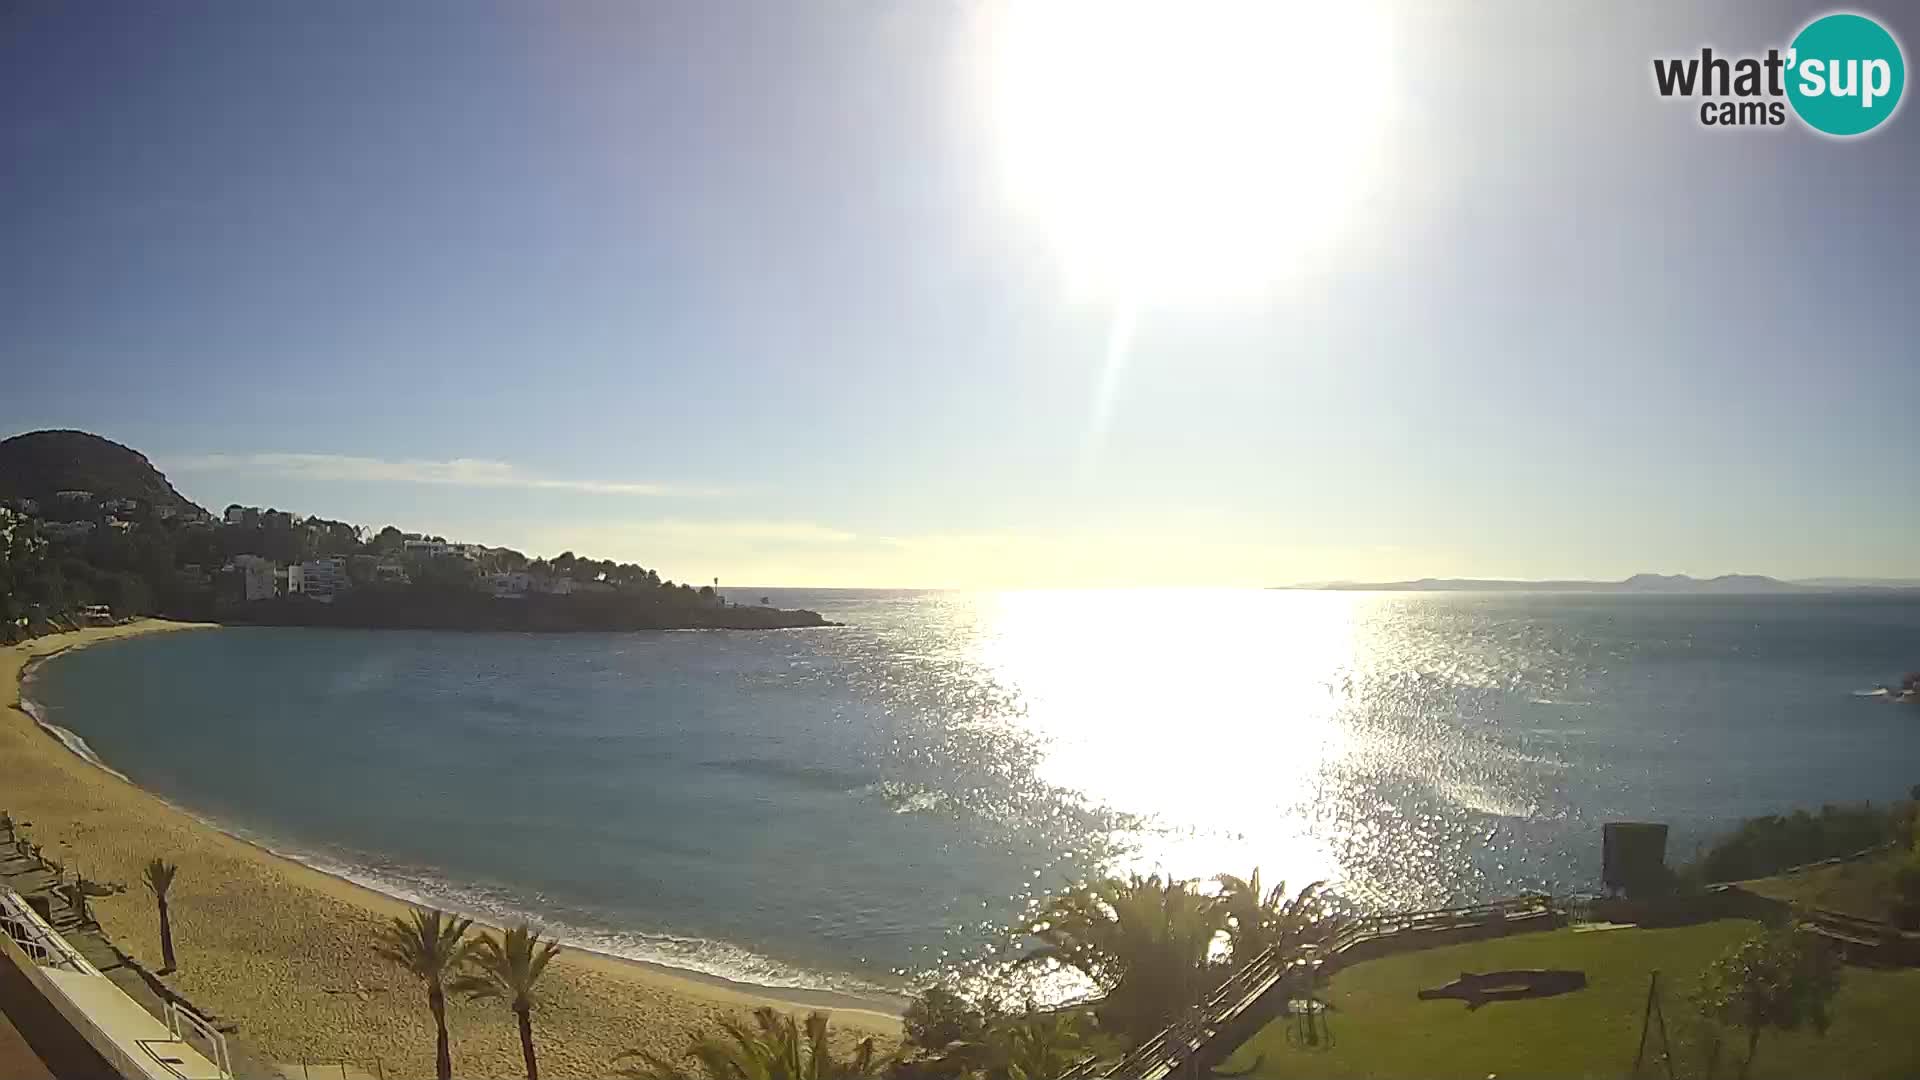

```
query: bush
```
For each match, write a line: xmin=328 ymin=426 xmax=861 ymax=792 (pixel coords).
xmin=1892 ymin=856 xmax=1920 ymax=931
xmin=1692 ymin=802 xmax=1906 ymax=883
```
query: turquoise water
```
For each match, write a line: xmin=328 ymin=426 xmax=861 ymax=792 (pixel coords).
xmin=23 ymin=589 xmax=1920 ymax=996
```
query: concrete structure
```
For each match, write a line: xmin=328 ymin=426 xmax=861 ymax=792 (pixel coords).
xmin=488 ymin=571 xmax=532 ymax=598
xmin=1 ymin=888 xmax=228 ymax=1078
xmin=40 ymin=522 xmax=93 ymax=542
xmin=231 ymin=555 xmax=277 ymax=602
xmin=402 ymin=539 xmax=449 ymax=558
xmin=297 ymin=557 xmax=348 ymax=602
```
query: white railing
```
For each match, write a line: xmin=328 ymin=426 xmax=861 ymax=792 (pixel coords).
xmin=0 ymin=887 xmax=98 ymax=973
xmin=164 ymin=999 xmax=233 ymax=1078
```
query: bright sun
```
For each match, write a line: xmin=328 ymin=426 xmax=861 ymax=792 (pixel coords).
xmin=983 ymin=0 xmax=1396 ymax=306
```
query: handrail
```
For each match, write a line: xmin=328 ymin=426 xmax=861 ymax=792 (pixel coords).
xmin=1064 ymin=894 xmax=1564 ymax=1080
xmin=0 ymin=887 xmax=98 ymax=974
xmin=164 ymin=999 xmax=233 ymax=1078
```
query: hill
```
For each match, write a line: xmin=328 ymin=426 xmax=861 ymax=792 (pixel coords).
xmin=0 ymin=429 xmax=207 ymax=518
xmin=1291 ymin=574 xmax=1814 ymax=593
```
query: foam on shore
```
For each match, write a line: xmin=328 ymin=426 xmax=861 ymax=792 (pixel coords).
xmin=1 ymin=622 xmax=901 ymax=1079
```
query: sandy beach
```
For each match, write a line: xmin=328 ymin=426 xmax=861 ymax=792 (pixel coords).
xmin=3 ymin=622 xmax=900 ymax=1078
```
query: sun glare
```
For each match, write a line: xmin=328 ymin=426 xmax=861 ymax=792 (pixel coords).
xmin=984 ymin=0 xmax=1396 ymax=305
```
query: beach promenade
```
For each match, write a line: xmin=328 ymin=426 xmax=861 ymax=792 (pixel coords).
xmin=3 ymin=622 xmax=899 ymax=1079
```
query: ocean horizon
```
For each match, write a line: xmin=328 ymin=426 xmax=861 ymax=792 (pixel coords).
xmin=22 ymin=588 xmax=1920 ymax=1000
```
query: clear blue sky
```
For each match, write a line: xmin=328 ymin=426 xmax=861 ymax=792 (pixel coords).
xmin=3 ymin=1 xmax=1915 ymax=586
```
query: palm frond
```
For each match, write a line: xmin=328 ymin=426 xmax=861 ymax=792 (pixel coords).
xmin=372 ymin=906 xmax=477 ymax=985
xmin=141 ymin=857 xmax=178 ymax=898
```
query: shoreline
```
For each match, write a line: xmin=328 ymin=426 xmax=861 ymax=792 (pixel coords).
xmin=4 ymin=621 xmax=901 ymax=1078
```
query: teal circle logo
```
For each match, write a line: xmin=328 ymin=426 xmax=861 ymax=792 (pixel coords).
xmin=1787 ymin=13 xmax=1905 ymax=136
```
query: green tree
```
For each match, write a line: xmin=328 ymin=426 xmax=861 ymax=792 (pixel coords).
xmin=140 ymin=858 xmax=179 ymax=971
xmin=374 ymin=907 xmax=479 ymax=1080
xmin=452 ymin=922 xmax=562 ymax=1080
xmin=1215 ymin=869 xmax=1332 ymax=969
xmin=902 ymin=987 xmax=997 ymax=1057
xmin=1017 ymin=874 xmax=1225 ymax=1044
xmin=619 ymin=1006 xmax=879 ymax=1080
xmin=1691 ymin=928 xmax=1842 ymax=1079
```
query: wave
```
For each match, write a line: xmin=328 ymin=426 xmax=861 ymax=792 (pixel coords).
xmin=1853 ymin=688 xmax=1890 ymax=698
xmin=701 ymin=756 xmax=880 ymax=792
xmin=18 ymin=695 xmax=133 ymax=784
xmin=262 ymin=843 xmax=897 ymax=999
xmin=20 ymin=674 xmax=893 ymax=1003
xmin=1528 ymin=698 xmax=1592 ymax=707
xmin=860 ymin=780 xmax=951 ymax=815
xmin=1436 ymin=779 xmax=1539 ymax=820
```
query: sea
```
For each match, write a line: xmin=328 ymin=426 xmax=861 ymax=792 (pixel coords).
xmin=20 ymin=589 xmax=1920 ymax=1000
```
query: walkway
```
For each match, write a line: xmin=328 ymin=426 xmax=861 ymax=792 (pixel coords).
xmin=1064 ymin=895 xmax=1567 ymax=1080
xmin=0 ymin=842 xmax=278 ymax=1078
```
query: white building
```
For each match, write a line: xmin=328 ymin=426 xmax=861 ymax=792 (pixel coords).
xmin=403 ymin=539 xmax=450 ymax=558
xmin=299 ymin=556 xmax=348 ymax=602
xmin=231 ymin=554 xmax=277 ymax=601
xmin=487 ymin=571 xmax=532 ymax=598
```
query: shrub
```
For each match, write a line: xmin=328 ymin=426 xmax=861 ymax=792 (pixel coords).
xmin=1892 ymin=856 xmax=1920 ymax=931
xmin=1692 ymin=802 xmax=1903 ymax=883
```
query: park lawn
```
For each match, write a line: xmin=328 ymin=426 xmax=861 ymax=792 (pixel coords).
xmin=1222 ymin=919 xmax=1920 ymax=1080
xmin=1738 ymin=850 xmax=1907 ymax=922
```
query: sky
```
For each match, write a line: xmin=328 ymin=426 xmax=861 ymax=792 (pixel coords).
xmin=3 ymin=1 xmax=1916 ymax=588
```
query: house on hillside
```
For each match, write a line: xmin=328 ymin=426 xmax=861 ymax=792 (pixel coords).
xmin=41 ymin=521 xmax=94 ymax=542
xmin=488 ymin=571 xmax=532 ymax=598
xmin=229 ymin=554 xmax=277 ymax=601
xmin=297 ymin=556 xmax=348 ymax=602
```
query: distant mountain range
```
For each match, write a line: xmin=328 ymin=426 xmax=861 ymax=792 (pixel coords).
xmin=1284 ymin=573 xmax=1920 ymax=593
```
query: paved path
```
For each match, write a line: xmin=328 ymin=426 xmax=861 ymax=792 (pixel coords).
xmin=0 ymin=845 xmax=280 ymax=1078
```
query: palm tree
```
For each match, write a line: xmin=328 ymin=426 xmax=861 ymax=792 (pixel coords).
xmin=618 ymin=1006 xmax=879 ymax=1080
xmin=452 ymin=922 xmax=562 ymax=1080
xmin=374 ymin=907 xmax=478 ymax=1080
xmin=1017 ymin=874 xmax=1226 ymax=1044
xmin=141 ymin=858 xmax=179 ymax=972
xmin=1215 ymin=869 xmax=1333 ymax=969
xmin=965 ymin=1010 xmax=1094 ymax=1080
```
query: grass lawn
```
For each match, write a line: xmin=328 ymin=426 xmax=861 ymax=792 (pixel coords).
xmin=1222 ymin=919 xmax=1920 ymax=1080
xmin=1738 ymin=850 xmax=1908 ymax=923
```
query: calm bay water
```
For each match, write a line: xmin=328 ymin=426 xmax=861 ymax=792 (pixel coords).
xmin=24 ymin=589 xmax=1920 ymax=995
